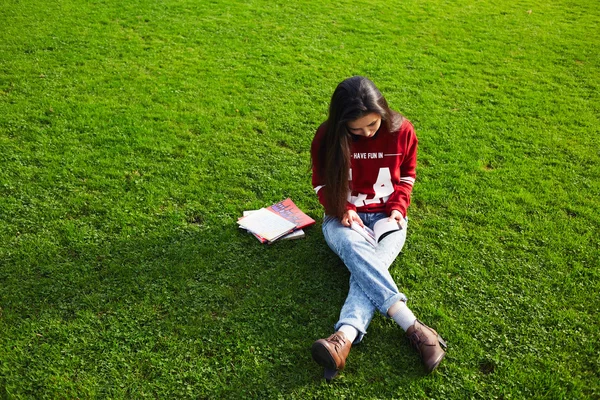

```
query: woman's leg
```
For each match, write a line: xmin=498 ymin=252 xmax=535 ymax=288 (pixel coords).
xmin=315 ymin=213 xmax=445 ymax=376
xmin=333 ymin=276 xmax=376 ymax=343
xmin=318 ymin=214 xmax=447 ymax=374
xmin=323 ymin=213 xmax=408 ymax=317
xmin=323 ymin=213 xmax=408 ymax=340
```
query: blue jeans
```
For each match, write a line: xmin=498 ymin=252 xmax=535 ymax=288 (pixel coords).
xmin=322 ymin=212 xmax=408 ymax=343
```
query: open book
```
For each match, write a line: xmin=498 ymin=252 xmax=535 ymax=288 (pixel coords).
xmin=238 ymin=198 xmax=315 ymax=243
xmin=242 ymin=210 xmax=306 ymax=241
xmin=350 ymin=219 xmax=403 ymax=247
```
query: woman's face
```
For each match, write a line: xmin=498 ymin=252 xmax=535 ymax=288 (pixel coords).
xmin=347 ymin=113 xmax=382 ymax=138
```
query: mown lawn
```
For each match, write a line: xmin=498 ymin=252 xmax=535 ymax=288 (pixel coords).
xmin=1 ymin=0 xmax=598 ymax=398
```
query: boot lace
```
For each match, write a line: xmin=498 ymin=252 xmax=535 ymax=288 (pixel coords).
xmin=408 ymin=331 xmax=424 ymax=353
xmin=328 ymin=334 xmax=347 ymax=350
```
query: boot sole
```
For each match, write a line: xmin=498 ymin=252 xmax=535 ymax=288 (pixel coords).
xmin=427 ymin=351 xmax=446 ymax=373
xmin=311 ymin=342 xmax=338 ymax=371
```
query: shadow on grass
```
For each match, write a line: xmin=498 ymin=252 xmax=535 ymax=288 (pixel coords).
xmin=1 ymin=219 xmax=432 ymax=397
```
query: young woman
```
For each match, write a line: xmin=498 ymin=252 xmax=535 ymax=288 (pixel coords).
xmin=310 ymin=76 xmax=447 ymax=381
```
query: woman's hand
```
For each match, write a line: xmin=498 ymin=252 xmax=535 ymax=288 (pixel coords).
xmin=341 ymin=210 xmax=363 ymax=227
xmin=388 ymin=209 xmax=407 ymax=229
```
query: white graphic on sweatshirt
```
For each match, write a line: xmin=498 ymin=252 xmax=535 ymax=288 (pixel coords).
xmin=348 ymin=167 xmax=394 ymax=206
xmin=352 ymin=152 xmax=403 ymax=158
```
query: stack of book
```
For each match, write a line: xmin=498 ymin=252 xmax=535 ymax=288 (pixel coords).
xmin=237 ymin=198 xmax=315 ymax=243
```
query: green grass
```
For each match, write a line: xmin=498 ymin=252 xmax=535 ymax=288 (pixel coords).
xmin=1 ymin=0 xmax=598 ymax=398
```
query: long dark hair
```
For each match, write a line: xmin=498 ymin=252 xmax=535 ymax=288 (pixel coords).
xmin=315 ymin=76 xmax=403 ymax=218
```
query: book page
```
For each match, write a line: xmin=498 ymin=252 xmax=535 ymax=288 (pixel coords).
xmin=373 ymin=219 xmax=402 ymax=242
xmin=241 ymin=210 xmax=304 ymax=241
xmin=350 ymin=222 xmax=376 ymax=246
xmin=237 ymin=208 xmax=296 ymax=242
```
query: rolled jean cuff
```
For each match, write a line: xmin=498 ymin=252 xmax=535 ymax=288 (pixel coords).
xmin=382 ymin=293 xmax=408 ymax=316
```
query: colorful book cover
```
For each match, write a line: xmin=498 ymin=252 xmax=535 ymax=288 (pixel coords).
xmin=266 ymin=198 xmax=315 ymax=229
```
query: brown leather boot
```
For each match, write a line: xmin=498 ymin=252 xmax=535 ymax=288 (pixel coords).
xmin=406 ymin=320 xmax=447 ymax=373
xmin=311 ymin=332 xmax=352 ymax=381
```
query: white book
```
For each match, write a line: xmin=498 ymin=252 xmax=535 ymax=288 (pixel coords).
xmin=241 ymin=210 xmax=305 ymax=242
xmin=237 ymin=208 xmax=296 ymax=243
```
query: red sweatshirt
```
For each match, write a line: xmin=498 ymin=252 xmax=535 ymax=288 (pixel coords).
xmin=311 ymin=118 xmax=417 ymax=217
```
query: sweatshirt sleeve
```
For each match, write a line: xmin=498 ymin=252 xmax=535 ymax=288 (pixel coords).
xmin=385 ymin=122 xmax=418 ymax=217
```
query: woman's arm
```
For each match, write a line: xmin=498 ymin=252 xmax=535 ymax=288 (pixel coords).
xmin=385 ymin=122 xmax=418 ymax=218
